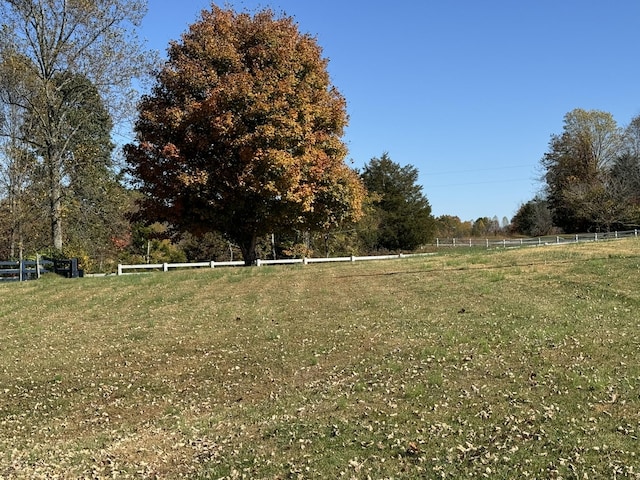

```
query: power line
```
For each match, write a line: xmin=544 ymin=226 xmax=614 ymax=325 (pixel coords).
xmin=425 ymin=177 xmax=537 ymax=188
xmin=425 ymin=164 xmax=533 ymax=176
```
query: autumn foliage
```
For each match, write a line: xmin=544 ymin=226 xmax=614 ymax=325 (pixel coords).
xmin=126 ymin=7 xmax=364 ymax=264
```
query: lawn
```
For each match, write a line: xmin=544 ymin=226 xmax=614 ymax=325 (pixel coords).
xmin=1 ymin=240 xmax=639 ymax=478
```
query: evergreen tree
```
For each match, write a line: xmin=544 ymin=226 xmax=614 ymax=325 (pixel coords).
xmin=360 ymin=153 xmax=434 ymax=251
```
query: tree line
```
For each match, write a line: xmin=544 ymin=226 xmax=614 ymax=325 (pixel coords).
xmin=1 ymin=3 xmax=637 ymax=271
xmin=0 ymin=4 xmax=438 ymax=269
xmin=0 ymin=0 xmax=148 ymax=270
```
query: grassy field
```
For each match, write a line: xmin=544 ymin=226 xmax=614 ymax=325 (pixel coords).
xmin=1 ymin=240 xmax=640 ymax=479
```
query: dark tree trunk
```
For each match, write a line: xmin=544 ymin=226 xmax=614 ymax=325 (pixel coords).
xmin=238 ymin=233 xmax=258 ymax=266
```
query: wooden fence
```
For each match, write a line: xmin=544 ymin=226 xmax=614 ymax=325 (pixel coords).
xmin=0 ymin=257 xmax=53 ymax=282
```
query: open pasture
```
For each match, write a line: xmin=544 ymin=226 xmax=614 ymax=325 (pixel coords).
xmin=1 ymin=240 xmax=640 ymax=478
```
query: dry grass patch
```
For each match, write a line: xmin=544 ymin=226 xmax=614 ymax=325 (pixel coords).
xmin=1 ymin=240 xmax=640 ymax=478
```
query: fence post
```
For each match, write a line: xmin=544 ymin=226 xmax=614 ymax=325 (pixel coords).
xmin=635 ymin=229 xmax=638 ymax=238
xmin=351 ymin=255 xmax=356 ymax=262
xmin=256 ymin=259 xmax=262 ymax=267
xmin=436 ymin=238 xmax=439 ymax=247
xmin=469 ymin=238 xmax=472 ymax=247
xmin=117 ymin=264 xmax=122 ymax=275
xmin=486 ymin=239 xmax=489 ymax=248
xmin=556 ymin=236 xmax=560 ymax=244
xmin=453 ymin=238 xmax=456 ymax=247
xmin=595 ymin=233 xmax=598 ymax=242
xmin=163 ymin=263 xmax=168 ymax=272
xmin=615 ymin=231 xmax=618 ymax=239
xmin=210 ymin=261 xmax=215 ymax=268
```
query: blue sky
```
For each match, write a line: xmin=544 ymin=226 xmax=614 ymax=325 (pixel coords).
xmin=139 ymin=0 xmax=640 ymax=222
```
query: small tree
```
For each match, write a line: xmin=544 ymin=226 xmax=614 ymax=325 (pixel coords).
xmin=511 ymin=196 xmax=554 ymax=236
xmin=126 ymin=7 xmax=364 ymax=265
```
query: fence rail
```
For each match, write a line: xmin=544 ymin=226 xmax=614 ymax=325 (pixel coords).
xmin=115 ymin=229 xmax=639 ymax=275
xmin=117 ymin=253 xmax=434 ymax=275
xmin=435 ymin=229 xmax=639 ymax=248
xmin=0 ymin=258 xmax=53 ymax=282
xmin=117 ymin=260 xmax=245 ymax=275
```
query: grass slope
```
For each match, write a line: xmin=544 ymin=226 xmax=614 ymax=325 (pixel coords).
xmin=1 ymin=241 xmax=640 ymax=478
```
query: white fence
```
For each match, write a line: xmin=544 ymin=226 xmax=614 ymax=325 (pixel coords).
xmin=117 ymin=260 xmax=244 ymax=275
xmin=435 ymin=229 xmax=640 ymax=248
xmin=115 ymin=229 xmax=639 ymax=275
xmin=116 ymin=253 xmax=434 ymax=275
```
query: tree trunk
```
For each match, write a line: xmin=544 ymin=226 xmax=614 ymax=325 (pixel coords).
xmin=51 ymin=192 xmax=63 ymax=251
xmin=9 ymin=195 xmax=17 ymax=260
xmin=49 ymin=154 xmax=64 ymax=252
xmin=238 ymin=233 xmax=258 ymax=266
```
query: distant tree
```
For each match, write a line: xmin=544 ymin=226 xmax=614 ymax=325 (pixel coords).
xmin=541 ymin=109 xmax=624 ymax=232
xmin=608 ymin=115 xmax=640 ymax=227
xmin=510 ymin=196 xmax=554 ymax=236
xmin=625 ymin=114 xmax=640 ymax=159
xmin=615 ymin=115 xmax=640 ymax=197
xmin=471 ymin=217 xmax=491 ymax=237
xmin=608 ymin=152 xmax=640 ymax=228
xmin=434 ymin=215 xmax=472 ymax=238
xmin=490 ymin=215 xmax=501 ymax=235
xmin=125 ymin=7 xmax=364 ymax=265
xmin=359 ymin=153 xmax=435 ymax=250
xmin=0 ymin=0 xmax=149 ymax=252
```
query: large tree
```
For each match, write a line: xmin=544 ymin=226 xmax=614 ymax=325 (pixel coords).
xmin=0 ymin=65 xmax=37 ymax=258
xmin=541 ymin=109 xmax=624 ymax=232
xmin=52 ymin=73 xmax=132 ymax=267
xmin=359 ymin=153 xmax=434 ymax=251
xmin=125 ymin=6 xmax=364 ymax=265
xmin=0 ymin=0 xmax=149 ymax=251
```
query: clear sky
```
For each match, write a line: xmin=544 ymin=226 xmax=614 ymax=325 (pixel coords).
xmin=139 ymin=0 xmax=640 ymax=223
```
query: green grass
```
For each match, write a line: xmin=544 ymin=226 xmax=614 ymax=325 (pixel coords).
xmin=2 ymin=241 xmax=640 ymax=478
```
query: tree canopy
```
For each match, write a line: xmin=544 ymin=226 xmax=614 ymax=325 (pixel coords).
xmin=359 ymin=153 xmax=434 ymax=251
xmin=125 ymin=6 xmax=364 ymax=265
xmin=541 ymin=109 xmax=640 ymax=232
